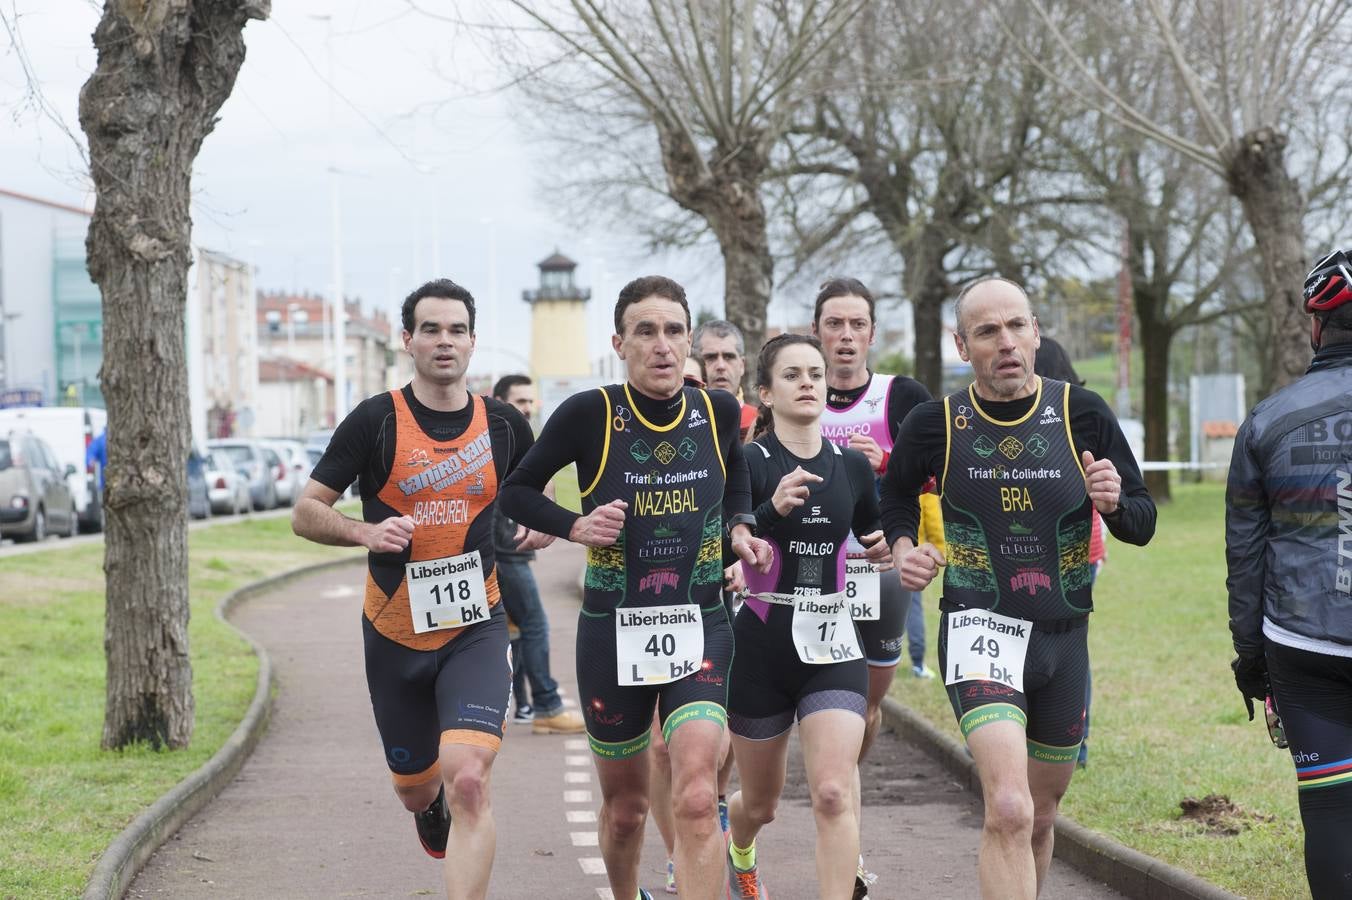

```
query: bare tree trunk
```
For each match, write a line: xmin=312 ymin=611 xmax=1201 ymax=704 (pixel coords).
xmin=1137 ymin=310 xmax=1174 ymax=503
xmin=659 ymin=128 xmax=773 ymax=397
xmin=905 ymin=227 xmax=952 ymax=396
xmin=1223 ymin=128 xmax=1311 ymax=392
xmin=79 ymin=0 xmax=268 ymax=750
xmin=716 ymin=219 xmax=772 ymax=396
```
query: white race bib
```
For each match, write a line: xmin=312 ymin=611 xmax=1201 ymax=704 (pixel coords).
xmin=791 ymin=592 xmax=862 ymax=665
xmin=943 ymin=609 xmax=1032 ymax=692
xmin=615 ymin=605 xmax=705 ymax=686
xmin=845 ymin=560 xmax=880 ymax=621
xmin=407 ymin=551 xmax=491 ymax=634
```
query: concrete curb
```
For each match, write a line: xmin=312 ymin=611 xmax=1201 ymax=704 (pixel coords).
xmin=82 ymin=554 xmax=365 ymax=900
xmin=880 ymin=698 xmax=1243 ymax=900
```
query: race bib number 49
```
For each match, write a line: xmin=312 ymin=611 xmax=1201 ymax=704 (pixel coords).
xmin=845 ymin=560 xmax=880 ymax=621
xmin=944 ymin=609 xmax=1032 ymax=691
xmin=407 ymin=551 xmax=491 ymax=634
xmin=615 ymin=604 xmax=705 ymax=686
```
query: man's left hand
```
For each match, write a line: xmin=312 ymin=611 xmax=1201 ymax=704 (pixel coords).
xmin=514 ymin=524 xmax=557 ymax=551
xmin=1082 ymin=451 xmax=1121 ymax=515
xmin=730 ymin=524 xmax=773 ymax=574
xmin=847 ymin=433 xmax=885 ymax=472
xmin=1232 ymin=654 xmax=1269 ymax=721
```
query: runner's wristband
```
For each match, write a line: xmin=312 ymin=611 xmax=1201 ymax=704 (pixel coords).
xmin=725 ymin=513 xmax=758 ymax=538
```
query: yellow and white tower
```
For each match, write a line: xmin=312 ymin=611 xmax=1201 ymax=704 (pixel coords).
xmin=524 ymin=250 xmax=591 ymax=378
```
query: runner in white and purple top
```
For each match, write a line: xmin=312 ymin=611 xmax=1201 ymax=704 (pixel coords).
xmin=811 ymin=276 xmax=932 ymax=899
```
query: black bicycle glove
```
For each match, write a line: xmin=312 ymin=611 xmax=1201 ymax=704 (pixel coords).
xmin=1231 ymin=654 xmax=1269 ymax=721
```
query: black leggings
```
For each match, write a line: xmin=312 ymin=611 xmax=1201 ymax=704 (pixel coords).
xmin=1266 ymin=641 xmax=1352 ymax=900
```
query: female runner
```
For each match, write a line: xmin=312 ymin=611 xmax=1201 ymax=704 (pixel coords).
xmin=724 ymin=333 xmax=891 ymax=899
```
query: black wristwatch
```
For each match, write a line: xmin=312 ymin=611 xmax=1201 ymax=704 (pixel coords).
xmin=725 ymin=513 xmax=758 ymax=538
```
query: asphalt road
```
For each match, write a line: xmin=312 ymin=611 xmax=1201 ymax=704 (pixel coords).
xmin=125 ymin=541 xmax=1122 ymax=899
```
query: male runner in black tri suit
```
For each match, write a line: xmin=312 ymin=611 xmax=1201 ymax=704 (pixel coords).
xmin=880 ymin=277 xmax=1155 ymax=900
xmin=293 ymin=279 xmax=541 ymax=900
xmin=499 ymin=275 xmax=772 ymax=900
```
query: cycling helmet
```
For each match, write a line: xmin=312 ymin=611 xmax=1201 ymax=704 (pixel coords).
xmin=1303 ymin=249 xmax=1352 ymax=349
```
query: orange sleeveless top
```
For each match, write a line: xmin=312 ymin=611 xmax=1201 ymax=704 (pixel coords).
xmin=364 ymin=390 xmax=501 ymax=650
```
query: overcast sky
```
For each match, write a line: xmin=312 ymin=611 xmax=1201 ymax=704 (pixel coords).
xmin=0 ymin=0 xmax=789 ymax=377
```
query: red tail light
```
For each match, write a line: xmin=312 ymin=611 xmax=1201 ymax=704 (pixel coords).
xmin=275 ymin=464 xmax=286 ymax=481
xmin=215 ymin=477 xmax=227 ymax=489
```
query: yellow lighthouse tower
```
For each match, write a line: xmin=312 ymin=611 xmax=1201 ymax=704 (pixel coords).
xmin=525 ymin=250 xmax=591 ymax=378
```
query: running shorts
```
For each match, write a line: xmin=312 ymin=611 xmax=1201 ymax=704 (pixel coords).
xmin=362 ymin=606 xmax=511 ymax=787
xmin=937 ymin=610 xmax=1088 ymax=763
xmin=856 ymin=571 xmax=906 ymax=667
xmin=576 ymin=604 xmax=733 ymax=759
xmin=727 ymin=604 xmax=867 ymax=740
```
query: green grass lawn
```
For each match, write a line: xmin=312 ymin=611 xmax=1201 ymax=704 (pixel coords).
xmin=1073 ymin=350 xmax=1144 ymax=418
xmin=890 ymin=481 xmax=1306 ymax=900
xmin=0 ymin=515 xmax=362 ymax=899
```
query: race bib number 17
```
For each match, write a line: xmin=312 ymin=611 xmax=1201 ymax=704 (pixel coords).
xmin=943 ymin=609 xmax=1032 ymax=692
xmin=407 ymin=551 xmax=491 ymax=634
xmin=791 ymin=592 xmax=861 ymax=665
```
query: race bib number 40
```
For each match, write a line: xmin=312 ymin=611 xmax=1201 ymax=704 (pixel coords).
xmin=615 ymin=604 xmax=705 ymax=686
xmin=407 ymin=551 xmax=491 ymax=634
xmin=845 ymin=560 xmax=880 ymax=621
xmin=943 ymin=609 xmax=1032 ymax=691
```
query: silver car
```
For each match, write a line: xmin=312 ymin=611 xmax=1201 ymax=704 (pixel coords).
xmin=261 ymin=439 xmax=310 ymax=506
xmin=205 ymin=449 xmax=252 ymax=515
xmin=206 ymin=439 xmax=279 ymax=511
xmin=0 ymin=433 xmax=78 ymax=541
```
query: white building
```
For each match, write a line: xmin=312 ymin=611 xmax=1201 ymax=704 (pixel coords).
xmin=0 ymin=188 xmax=99 ymax=407
xmin=190 ymin=248 xmax=260 ymax=441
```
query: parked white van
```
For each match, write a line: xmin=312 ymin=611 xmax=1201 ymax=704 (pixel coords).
xmin=0 ymin=406 xmax=107 ymax=532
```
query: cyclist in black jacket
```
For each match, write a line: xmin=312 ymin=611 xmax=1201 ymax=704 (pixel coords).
xmin=1227 ymin=249 xmax=1352 ymax=899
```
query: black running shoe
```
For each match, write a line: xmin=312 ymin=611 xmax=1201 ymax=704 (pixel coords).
xmin=414 ymin=784 xmax=451 ymax=859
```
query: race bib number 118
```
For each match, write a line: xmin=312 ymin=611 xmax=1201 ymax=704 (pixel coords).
xmin=407 ymin=551 xmax=491 ymax=634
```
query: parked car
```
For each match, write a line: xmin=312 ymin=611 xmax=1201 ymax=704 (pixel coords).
xmin=0 ymin=406 xmax=106 ymax=532
xmin=204 ymin=449 xmax=251 ymax=515
xmin=187 ymin=447 xmax=210 ymax=520
xmin=0 ymin=432 xmax=78 ymax=541
xmin=303 ymin=431 xmax=356 ymax=499
xmin=260 ymin=439 xmax=308 ymax=506
xmin=304 ymin=428 xmax=335 ymax=454
xmin=206 ymin=439 xmax=278 ymax=511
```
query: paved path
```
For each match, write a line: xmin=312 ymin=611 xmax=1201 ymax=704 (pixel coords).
xmin=128 ymin=542 xmax=1121 ymax=899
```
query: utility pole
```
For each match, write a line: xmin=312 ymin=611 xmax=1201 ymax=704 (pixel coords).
xmin=318 ymin=14 xmax=348 ymax=419
xmin=1115 ymin=158 xmax=1133 ymax=417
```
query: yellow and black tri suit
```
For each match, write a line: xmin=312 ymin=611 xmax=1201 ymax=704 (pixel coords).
xmin=880 ymin=377 xmax=1155 ymax=765
xmin=498 ymin=382 xmax=752 ymax=760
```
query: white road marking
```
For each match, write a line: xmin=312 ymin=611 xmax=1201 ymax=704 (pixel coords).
xmin=565 ymin=771 xmax=591 ymax=783
xmin=564 ymin=790 xmax=593 ymax=803
xmin=579 ymin=857 xmax=607 ymax=875
xmin=567 ymin=810 xmax=597 ymax=823
xmin=565 ymin=738 xmax=587 ymax=751
xmin=571 ymin=831 xmax=599 ymax=846
xmin=566 ymin=754 xmax=590 ymax=766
